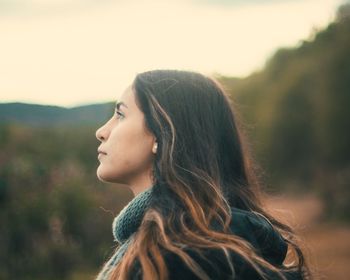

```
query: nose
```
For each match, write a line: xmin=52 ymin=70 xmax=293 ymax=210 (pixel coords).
xmin=96 ymin=123 xmax=109 ymax=142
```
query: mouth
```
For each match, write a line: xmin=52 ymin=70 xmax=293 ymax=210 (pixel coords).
xmin=97 ymin=148 xmax=107 ymax=155
xmin=98 ymin=153 xmax=106 ymax=159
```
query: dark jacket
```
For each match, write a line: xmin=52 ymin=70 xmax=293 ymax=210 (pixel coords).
xmin=131 ymin=207 xmax=302 ymax=280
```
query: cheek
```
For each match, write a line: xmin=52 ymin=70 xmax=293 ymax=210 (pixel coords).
xmin=97 ymin=118 xmax=154 ymax=183
xmin=109 ymin=122 xmax=153 ymax=164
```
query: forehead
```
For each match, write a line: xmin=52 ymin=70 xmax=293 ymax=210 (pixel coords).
xmin=117 ymin=86 xmax=135 ymax=109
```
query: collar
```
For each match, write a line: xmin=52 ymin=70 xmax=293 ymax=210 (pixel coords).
xmin=112 ymin=185 xmax=154 ymax=243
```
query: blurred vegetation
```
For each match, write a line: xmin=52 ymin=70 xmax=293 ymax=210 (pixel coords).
xmin=218 ymin=3 xmax=350 ymax=222
xmin=0 ymin=3 xmax=349 ymax=279
xmin=0 ymin=124 xmax=133 ymax=279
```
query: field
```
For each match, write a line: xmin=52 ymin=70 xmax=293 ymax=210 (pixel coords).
xmin=268 ymin=194 xmax=350 ymax=280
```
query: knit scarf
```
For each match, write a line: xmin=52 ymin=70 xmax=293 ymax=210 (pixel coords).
xmin=96 ymin=185 xmax=232 ymax=280
xmin=96 ymin=185 xmax=154 ymax=280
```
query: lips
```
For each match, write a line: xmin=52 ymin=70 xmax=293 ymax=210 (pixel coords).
xmin=97 ymin=148 xmax=107 ymax=155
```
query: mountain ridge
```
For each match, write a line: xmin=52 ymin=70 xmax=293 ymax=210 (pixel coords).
xmin=0 ymin=101 xmax=114 ymax=127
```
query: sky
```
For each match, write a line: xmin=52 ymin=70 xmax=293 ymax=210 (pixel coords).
xmin=0 ymin=0 xmax=344 ymax=108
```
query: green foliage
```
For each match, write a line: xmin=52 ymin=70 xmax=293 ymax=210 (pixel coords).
xmin=219 ymin=6 xmax=350 ymax=221
xmin=0 ymin=123 xmax=133 ymax=279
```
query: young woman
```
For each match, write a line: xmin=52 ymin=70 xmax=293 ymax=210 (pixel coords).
xmin=95 ymin=70 xmax=310 ymax=280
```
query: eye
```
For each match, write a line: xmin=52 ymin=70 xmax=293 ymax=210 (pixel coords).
xmin=115 ymin=110 xmax=125 ymax=120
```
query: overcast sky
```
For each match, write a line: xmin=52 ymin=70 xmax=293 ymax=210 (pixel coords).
xmin=0 ymin=0 xmax=344 ymax=107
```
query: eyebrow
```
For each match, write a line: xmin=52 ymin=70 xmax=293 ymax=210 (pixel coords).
xmin=115 ymin=101 xmax=128 ymax=110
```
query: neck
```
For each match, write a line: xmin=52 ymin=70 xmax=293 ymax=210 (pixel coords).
xmin=131 ymin=184 xmax=151 ymax=196
xmin=128 ymin=172 xmax=154 ymax=196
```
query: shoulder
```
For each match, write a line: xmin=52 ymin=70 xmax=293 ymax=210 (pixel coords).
xmin=161 ymin=208 xmax=292 ymax=279
xmin=131 ymin=208 xmax=300 ymax=279
xmin=162 ymin=246 xmax=301 ymax=280
xmin=129 ymin=246 xmax=236 ymax=280
xmin=229 ymin=207 xmax=288 ymax=266
xmin=163 ymin=247 xmax=235 ymax=280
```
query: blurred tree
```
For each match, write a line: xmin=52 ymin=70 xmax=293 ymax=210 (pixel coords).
xmin=219 ymin=3 xmax=350 ymax=221
xmin=0 ymin=123 xmax=132 ymax=279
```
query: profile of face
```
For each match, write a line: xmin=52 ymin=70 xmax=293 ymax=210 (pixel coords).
xmin=95 ymin=85 xmax=157 ymax=195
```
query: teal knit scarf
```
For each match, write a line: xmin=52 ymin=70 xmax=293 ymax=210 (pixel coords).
xmin=96 ymin=184 xmax=231 ymax=279
xmin=96 ymin=185 xmax=154 ymax=280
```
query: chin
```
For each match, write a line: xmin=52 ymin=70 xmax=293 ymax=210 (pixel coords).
xmin=96 ymin=167 xmax=113 ymax=183
xmin=96 ymin=167 xmax=127 ymax=184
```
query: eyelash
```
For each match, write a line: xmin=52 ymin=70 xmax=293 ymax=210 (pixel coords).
xmin=115 ymin=110 xmax=124 ymax=119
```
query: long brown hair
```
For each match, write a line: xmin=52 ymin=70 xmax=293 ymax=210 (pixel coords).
xmin=108 ymin=70 xmax=310 ymax=279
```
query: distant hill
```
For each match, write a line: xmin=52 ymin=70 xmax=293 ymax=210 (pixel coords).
xmin=0 ymin=102 xmax=114 ymax=127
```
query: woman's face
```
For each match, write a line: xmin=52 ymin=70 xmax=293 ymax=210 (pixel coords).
xmin=95 ymin=86 xmax=156 ymax=194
